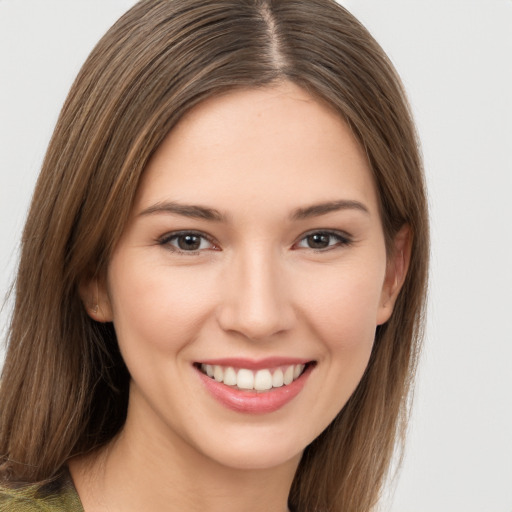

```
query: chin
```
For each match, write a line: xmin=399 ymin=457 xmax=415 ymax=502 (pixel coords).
xmin=201 ymin=436 xmax=305 ymax=472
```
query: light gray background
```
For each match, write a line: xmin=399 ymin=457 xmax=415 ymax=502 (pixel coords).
xmin=1 ymin=1 xmax=511 ymax=511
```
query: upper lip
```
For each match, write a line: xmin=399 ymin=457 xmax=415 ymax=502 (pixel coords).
xmin=195 ymin=357 xmax=314 ymax=370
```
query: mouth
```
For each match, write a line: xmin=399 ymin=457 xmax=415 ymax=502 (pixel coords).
xmin=193 ymin=359 xmax=316 ymax=414
xmin=195 ymin=361 xmax=313 ymax=392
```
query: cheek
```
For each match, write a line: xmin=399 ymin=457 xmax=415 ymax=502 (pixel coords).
xmin=107 ymin=258 xmax=218 ymax=359
xmin=301 ymin=263 xmax=384 ymax=339
xmin=284 ymin=261 xmax=386 ymax=441
xmin=295 ymin=258 xmax=386 ymax=385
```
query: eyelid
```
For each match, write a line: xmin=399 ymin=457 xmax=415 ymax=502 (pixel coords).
xmin=293 ymin=229 xmax=353 ymax=250
xmin=158 ymin=230 xmax=219 ymax=253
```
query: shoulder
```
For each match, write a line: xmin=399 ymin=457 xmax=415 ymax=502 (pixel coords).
xmin=0 ymin=470 xmax=84 ymax=512
xmin=0 ymin=484 xmax=43 ymax=510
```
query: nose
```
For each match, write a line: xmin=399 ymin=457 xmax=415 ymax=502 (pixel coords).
xmin=216 ymin=248 xmax=296 ymax=341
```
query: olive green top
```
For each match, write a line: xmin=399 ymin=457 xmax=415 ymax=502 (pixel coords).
xmin=0 ymin=469 xmax=84 ymax=511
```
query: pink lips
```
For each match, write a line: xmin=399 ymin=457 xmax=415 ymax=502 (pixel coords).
xmin=195 ymin=358 xmax=314 ymax=414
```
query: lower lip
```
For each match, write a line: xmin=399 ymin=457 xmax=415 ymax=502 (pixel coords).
xmin=196 ymin=365 xmax=313 ymax=414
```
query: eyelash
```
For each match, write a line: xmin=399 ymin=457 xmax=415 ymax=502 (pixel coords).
xmin=158 ymin=231 xmax=218 ymax=254
xmin=157 ymin=230 xmax=352 ymax=254
xmin=294 ymin=230 xmax=353 ymax=252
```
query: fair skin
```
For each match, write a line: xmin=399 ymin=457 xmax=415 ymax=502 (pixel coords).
xmin=73 ymin=81 xmax=409 ymax=512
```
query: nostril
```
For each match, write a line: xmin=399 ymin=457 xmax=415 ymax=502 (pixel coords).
xmin=216 ymin=306 xmax=296 ymax=341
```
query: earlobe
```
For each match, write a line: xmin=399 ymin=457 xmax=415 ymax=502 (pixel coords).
xmin=79 ymin=277 xmax=113 ymax=323
xmin=376 ymin=225 xmax=411 ymax=326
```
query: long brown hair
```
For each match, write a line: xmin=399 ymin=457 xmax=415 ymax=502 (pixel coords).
xmin=0 ymin=1 xmax=429 ymax=510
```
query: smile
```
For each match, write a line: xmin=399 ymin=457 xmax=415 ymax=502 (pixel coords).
xmin=194 ymin=359 xmax=315 ymax=414
xmin=198 ymin=363 xmax=307 ymax=392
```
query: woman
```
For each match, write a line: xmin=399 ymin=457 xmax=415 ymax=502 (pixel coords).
xmin=0 ymin=1 xmax=429 ymax=511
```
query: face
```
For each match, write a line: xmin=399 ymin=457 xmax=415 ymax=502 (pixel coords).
xmin=88 ymin=82 xmax=405 ymax=472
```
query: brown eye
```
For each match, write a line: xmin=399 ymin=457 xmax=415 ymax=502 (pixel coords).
xmin=177 ymin=234 xmax=202 ymax=251
xmin=295 ymin=231 xmax=352 ymax=251
xmin=306 ymin=233 xmax=331 ymax=249
xmin=160 ymin=231 xmax=215 ymax=252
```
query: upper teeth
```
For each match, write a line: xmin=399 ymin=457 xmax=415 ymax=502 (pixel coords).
xmin=200 ymin=364 xmax=306 ymax=391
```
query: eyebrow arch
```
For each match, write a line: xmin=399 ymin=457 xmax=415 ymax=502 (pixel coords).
xmin=291 ymin=200 xmax=370 ymax=220
xmin=139 ymin=201 xmax=225 ymax=221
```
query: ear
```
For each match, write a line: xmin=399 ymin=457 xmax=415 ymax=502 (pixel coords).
xmin=376 ymin=225 xmax=412 ymax=326
xmin=79 ymin=276 xmax=113 ymax=323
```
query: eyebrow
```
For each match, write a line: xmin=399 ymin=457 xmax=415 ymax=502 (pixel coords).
xmin=290 ymin=199 xmax=370 ymax=220
xmin=139 ymin=201 xmax=225 ymax=221
xmin=139 ymin=199 xmax=369 ymax=222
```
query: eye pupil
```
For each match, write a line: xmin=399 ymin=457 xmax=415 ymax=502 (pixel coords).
xmin=307 ymin=233 xmax=330 ymax=249
xmin=178 ymin=235 xmax=201 ymax=250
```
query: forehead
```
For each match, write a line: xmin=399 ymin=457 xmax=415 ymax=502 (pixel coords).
xmin=134 ymin=82 xmax=379 ymax=218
